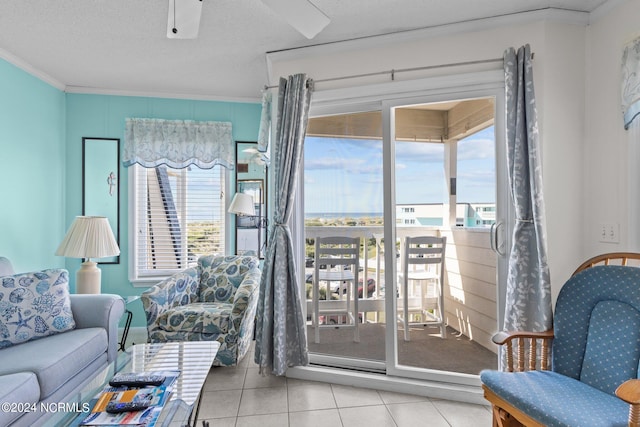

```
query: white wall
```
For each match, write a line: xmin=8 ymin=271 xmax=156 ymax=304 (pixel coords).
xmin=268 ymin=9 xmax=589 ymax=305
xmin=585 ymin=0 xmax=640 ymax=258
xmin=538 ymin=21 xmax=587 ymax=303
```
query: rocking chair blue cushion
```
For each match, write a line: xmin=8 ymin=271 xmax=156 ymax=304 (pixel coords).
xmin=481 ymin=264 xmax=640 ymax=427
xmin=481 ymin=370 xmax=630 ymax=427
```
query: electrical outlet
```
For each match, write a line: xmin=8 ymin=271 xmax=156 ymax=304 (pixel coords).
xmin=599 ymin=223 xmax=619 ymax=243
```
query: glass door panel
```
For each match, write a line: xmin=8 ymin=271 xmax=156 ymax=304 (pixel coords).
xmin=391 ymin=98 xmax=499 ymax=376
xmin=304 ymin=110 xmax=386 ymax=370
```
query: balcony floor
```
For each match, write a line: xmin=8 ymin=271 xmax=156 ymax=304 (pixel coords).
xmin=307 ymin=323 xmax=497 ymax=375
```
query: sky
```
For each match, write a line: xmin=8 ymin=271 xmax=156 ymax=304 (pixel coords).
xmin=303 ymin=126 xmax=496 ymax=214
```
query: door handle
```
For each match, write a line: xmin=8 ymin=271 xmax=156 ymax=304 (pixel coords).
xmin=491 ymin=221 xmax=506 ymax=257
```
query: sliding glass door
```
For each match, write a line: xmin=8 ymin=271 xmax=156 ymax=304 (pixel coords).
xmin=301 ymin=79 xmax=510 ymax=387
xmin=385 ymin=96 xmax=502 ymax=384
xmin=303 ymin=109 xmax=387 ymax=371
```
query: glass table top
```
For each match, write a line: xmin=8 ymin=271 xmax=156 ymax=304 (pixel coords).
xmin=52 ymin=341 xmax=220 ymax=427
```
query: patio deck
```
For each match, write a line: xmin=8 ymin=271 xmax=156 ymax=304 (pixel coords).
xmin=307 ymin=323 xmax=497 ymax=375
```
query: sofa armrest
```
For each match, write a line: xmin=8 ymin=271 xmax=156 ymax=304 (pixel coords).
xmin=141 ymin=267 xmax=199 ymax=334
xmin=230 ymin=267 xmax=261 ymax=334
xmin=70 ymin=294 xmax=125 ymax=363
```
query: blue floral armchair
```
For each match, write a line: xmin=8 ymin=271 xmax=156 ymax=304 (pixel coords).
xmin=141 ymin=255 xmax=261 ymax=366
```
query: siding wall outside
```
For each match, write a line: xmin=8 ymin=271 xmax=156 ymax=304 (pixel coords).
xmin=441 ymin=227 xmax=497 ymax=353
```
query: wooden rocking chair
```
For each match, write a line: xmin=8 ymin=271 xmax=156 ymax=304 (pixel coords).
xmin=481 ymin=252 xmax=640 ymax=427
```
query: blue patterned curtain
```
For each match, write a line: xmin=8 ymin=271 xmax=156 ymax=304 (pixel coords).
xmin=123 ymin=118 xmax=234 ymax=169
xmin=503 ymin=45 xmax=552 ymax=335
xmin=254 ymin=74 xmax=312 ymax=375
xmin=257 ymin=90 xmax=272 ymax=152
xmin=622 ymin=37 xmax=640 ymax=129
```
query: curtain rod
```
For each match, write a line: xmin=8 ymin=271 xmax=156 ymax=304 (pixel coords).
xmin=263 ymin=55 xmax=532 ymax=90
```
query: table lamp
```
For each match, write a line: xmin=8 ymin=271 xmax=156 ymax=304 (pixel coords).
xmin=55 ymin=216 xmax=120 ymax=294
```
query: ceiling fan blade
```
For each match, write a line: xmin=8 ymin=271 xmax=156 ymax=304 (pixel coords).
xmin=167 ymin=0 xmax=203 ymax=39
xmin=261 ymin=0 xmax=330 ymax=39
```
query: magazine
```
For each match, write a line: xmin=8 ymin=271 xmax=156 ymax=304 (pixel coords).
xmin=79 ymin=370 xmax=180 ymax=426
xmin=80 ymin=405 xmax=161 ymax=426
xmin=80 ymin=386 xmax=168 ymax=426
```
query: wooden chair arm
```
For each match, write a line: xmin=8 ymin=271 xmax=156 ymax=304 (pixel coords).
xmin=617 ymin=379 xmax=640 ymax=404
xmin=492 ymin=330 xmax=555 ymax=345
xmin=616 ymin=380 xmax=640 ymax=427
xmin=492 ymin=329 xmax=555 ymax=372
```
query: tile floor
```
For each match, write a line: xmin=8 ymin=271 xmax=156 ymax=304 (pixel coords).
xmin=197 ymin=348 xmax=492 ymax=427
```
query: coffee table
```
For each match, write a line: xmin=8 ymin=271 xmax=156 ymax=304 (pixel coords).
xmin=53 ymin=341 xmax=219 ymax=427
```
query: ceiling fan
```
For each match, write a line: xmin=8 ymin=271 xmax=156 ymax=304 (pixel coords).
xmin=167 ymin=0 xmax=330 ymax=40
xmin=260 ymin=0 xmax=330 ymax=39
xmin=242 ymin=147 xmax=270 ymax=166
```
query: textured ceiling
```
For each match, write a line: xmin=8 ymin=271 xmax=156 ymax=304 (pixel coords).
xmin=0 ymin=0 xmax=611 ymax=101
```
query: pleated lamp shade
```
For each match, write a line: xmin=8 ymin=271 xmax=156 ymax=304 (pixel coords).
xmin=55 ymin=216 xmax=120 ymax=294
xmin=56 ymin=216 xmax=120 ymax=259
xmin=228 ymin=193 xmax=256 ymax=216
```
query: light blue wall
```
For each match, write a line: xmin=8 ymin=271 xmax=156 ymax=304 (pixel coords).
xmin=0 ymin=57 xmax=262 ymax=328
xmin=65 ymin=94 xmax=262 ymax=326
xmin=0 ymin=59 xmax=66 ymax=273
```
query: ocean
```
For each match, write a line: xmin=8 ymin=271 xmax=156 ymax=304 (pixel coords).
xmin=305 ymin=212 xmax=383 ymax=219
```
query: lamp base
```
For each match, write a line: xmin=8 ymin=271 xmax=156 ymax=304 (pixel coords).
xmin=76 ymin=261 xmax=101 ymax=294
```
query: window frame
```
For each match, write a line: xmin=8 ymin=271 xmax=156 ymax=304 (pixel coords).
xmin=127 ymin=164 xmax=229 ymax=286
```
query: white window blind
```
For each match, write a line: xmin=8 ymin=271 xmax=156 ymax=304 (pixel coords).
xmin=129 ymin=164 xmax=225 ymax=283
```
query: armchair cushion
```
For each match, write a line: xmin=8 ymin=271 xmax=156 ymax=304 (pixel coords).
xmin=480 ymin=370 xmax=629 ymax=427
xmin=142 ymin=254 xmax=261 ymax=366
xmin=0 ymin=269 xmax=75 ymax=348
xmin=156 ymin=302 xmax=232 ymax=334
xmin=198 ymin=255 xmax=257 ymax=303
xmin=579 ymin=300 xmax=640 ymax=395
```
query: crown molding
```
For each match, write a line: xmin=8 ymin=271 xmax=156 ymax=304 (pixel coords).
xmin=64 ymin=86 xmax=261 ymax=104
xmin=0 ymin=47 xmax=261 ymax=103
xmin=0 ymin=47 xmax=65 ymax=91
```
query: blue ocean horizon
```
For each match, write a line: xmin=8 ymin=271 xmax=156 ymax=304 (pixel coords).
xmin=305 ymin=212 xmax=383 ymax=219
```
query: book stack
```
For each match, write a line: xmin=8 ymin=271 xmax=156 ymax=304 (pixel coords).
xmin=80 ymin=371 xmax=180 ymax=427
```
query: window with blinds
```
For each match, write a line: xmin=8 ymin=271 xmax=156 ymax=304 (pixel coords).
xmin=129 ymin=164 xmax=225 ymax=282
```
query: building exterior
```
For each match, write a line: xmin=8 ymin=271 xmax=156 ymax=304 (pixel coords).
xmin=396 ymin=203 xmax=496 ymax=227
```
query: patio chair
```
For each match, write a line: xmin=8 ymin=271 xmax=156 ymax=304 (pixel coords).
xmin=141 ymin=254 xmax=261 ymax=367
xmin=312 ymin=236 xmax=360 ymax=343
xmin=481 ymin=252 xmax=640 ymax=427
xmin=397 ymin=235 xmax=446 ymax=341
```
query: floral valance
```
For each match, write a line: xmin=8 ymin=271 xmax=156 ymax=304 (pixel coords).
xmin=123 ymin=118 xmax=234 ymax=169
xmin=622 ymin=37 xmax=640 ymax=130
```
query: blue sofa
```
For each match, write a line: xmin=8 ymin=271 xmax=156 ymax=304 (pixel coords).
xmin=0 ymin=257 xmax=124 ymax=426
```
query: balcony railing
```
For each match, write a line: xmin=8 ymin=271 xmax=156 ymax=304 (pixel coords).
xmin=304 ymin=225 xmax=497 ymax=353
